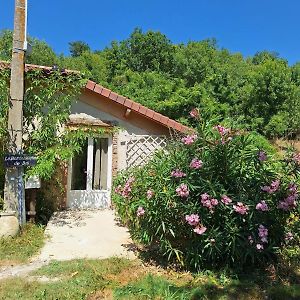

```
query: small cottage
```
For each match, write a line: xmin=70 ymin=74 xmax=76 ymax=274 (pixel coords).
xmin=1 ymin=62 xmax=190 ymax=211
xmin=66 ymin=79 xmax=190 ymax=209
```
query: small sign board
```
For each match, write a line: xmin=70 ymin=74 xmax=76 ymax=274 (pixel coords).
xmin=25 ymin=176 xmax=41 ymax=189
xmin=4 ymin=154 xmax=37 ymax=168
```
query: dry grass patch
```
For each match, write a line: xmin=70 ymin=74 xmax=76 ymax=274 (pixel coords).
xmin=0 ymin=223 xmax=44 ymax=266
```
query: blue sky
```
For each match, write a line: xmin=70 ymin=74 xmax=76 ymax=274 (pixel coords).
xmin=0 ymin=0 xmax=299 ymax=64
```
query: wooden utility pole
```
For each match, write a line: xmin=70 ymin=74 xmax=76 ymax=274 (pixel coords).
xmin=4 ymin=0 xmax=27 ymax=225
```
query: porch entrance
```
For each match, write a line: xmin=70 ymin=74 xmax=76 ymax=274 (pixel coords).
xmin=67 ymin=136 xmax=112 ymax=209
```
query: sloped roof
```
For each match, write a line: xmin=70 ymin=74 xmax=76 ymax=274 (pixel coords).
xmin=0 ymin=61 xmax=190 ymax=133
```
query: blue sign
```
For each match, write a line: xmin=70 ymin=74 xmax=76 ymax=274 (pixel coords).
xmin=4 ymin=154 xmax=37 ymax=168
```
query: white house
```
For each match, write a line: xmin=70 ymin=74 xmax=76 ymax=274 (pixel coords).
xmin=1 ymin=62 xmax=190 ymax=211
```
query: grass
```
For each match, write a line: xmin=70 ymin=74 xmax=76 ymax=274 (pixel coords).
xmin=0 ymin=223 xmax=45 ymax=266
xmin=0 ymin=257 xmax=299 ymax=300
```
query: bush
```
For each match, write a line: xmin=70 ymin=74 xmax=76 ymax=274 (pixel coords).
xmin=112 ymin=113 xmax=300 ymax=271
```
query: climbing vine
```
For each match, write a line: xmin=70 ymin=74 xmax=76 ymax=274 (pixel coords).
xmin=0 ymin=66 xmax=95 ymax=202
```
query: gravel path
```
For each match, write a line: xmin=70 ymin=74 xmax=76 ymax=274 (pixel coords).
xmin=0 ymin=209 xmax=136 ymax=280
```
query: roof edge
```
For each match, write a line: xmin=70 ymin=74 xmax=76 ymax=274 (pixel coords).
xmin=85 ymin=80 xmax=191 ymax=133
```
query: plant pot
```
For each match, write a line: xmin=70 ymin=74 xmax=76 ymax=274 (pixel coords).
xmin=0 ymin=211 xmax=19 ymax=238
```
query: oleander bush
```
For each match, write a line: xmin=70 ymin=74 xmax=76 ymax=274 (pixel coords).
xmin=113 ymin=111 xmax=300 ymax=271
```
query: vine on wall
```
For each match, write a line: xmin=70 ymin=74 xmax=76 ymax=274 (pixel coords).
xmin=0 ymin=67 xmax=94 ymax=206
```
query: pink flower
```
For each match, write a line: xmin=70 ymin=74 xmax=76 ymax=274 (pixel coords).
xmin=200 ymin=193 xmax=218 ymax=210
xmin=146 ymin=189 xmax=154 ymax=199
xmin=221 ymin=195 xmax=232 ymax=205
xmin=193 ymin=226 xmax=207 ymax=235
xmin=258 ymin=225 xmax=268 ymax=243
xmin=121 ymin=177 xmax=135 ymax=198
xmin=256 ymin=200 xmax=269 ymax=212
xmin=190 ymin=158 xmax=203 ymax=169
xmin=278 ymin=186 xmax=298 ymax=211
xmin=214 ymin=125 xmax=230 ymax=136
xmin=256 ymin=244 xmax=264 ymax=250
xmin=176 ymin=184 xmax=189 ymax=198
xmin=185 ymin=214 xmax=200 ymax=226
xmin=137 ymin=206 xmax=145 ymax=217
xmin=181 ymin=134 xmax=197 ymax=145
xmin=189 ymin=108 xmax=199 ymax=118
xmin=201 ymin=193 xmax=210 ymax=201
xmin=210 ymin=198 xmax=218 ymax=206
xmin=261 ymin=180 xmax=280 ymax=194
xmin=171 ymin=169 xmax=186 ymax=178
xmin=270 ymin=180 xmax=280 ymax=192
xmin=233 ymin=202 xmax=249 ymax=215
xmin=258 ymin=150 xmax=267 ymax=161
xmin=278 ymin=201 xmax=290 ymax=211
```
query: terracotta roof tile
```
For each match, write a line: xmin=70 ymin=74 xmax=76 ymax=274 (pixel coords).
xmin=153 ymin=112 xmax=162 ymax=122
xmin=124 ymin=99 xmax=134 ymax=109
xmin=173 ymin=122 xmax=183 ymax=132
xmin=160 ymin=115 xmax=169 ymax=126
xmin=109 ymin=92 xmax=118 ymax=101
xmin=94 ymin=84 xmax=103 ymax=94
xmin=145 ymin=109 xmax=155 ymax=119
xmin=116 ymin=95 xmax=126 ymax=105
xmin=131 ymin=102 xmax=140 ymax=111
xmin=138 ymin=105 xmax=147 ymax=115
xmin=101 ymin=88 xmax=111 ymax=98
xmin=86 ymin=80 xmax=96 ymax=90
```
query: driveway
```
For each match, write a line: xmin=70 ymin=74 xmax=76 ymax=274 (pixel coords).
xmin=39 ymin=209 xmax=136 ymax=261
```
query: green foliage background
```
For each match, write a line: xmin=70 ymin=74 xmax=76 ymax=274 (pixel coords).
xmin=1 ymin=28 xmax=299 ymax=138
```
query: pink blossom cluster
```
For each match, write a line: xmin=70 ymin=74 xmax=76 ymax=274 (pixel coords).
xmin=171 ymin=169 xmax=186 ymax=178
xmin=193 ymin=226 xmax=207 ymax=235
xmin=214 ymin=125 xmax=232 ymax=144
xmin=146 ymin=189 xmax=154 ymax=199
xmin=190 ymin=158 xmax=203 ymax=169
xmin=136 ymin=206 xmax=145 ymax=217
xmin=185 ymin=214 xmax=199 ymax=226
xmin=258 ymin=150 xmax=267 ymax=162
xmin=256 ymin=200 xmax=269 ymax=212
xmin=181 ymin=134 xmax=197 ymax=145
xmin=200 ymin=193 xmax=218 ymax=211
xmin=185 ymin=213 xmax=207 ymax=235
xmin=176 ymin=183 xmax=189 ymax=198
xmin=221 ymin=195 xmax=232 ymax=205
xmin=189 ymin=108 xmax=199 ymax=118
xmin=121 ymin=176 xmax=135 ymax=198
xmin=114 ymin=177 xmax=135 ymax=198
xmin=261 ymin=180 xmax=280 ymax=194
xmin=233 ymin=202 xmax=249 ymax=215
xmin=278 ymin=183 xmax=298 ymax=211
xmin=214 ymin=125 xmax=230 ymax=136
xmin=258 ymin=224 xmax=268 ymax=244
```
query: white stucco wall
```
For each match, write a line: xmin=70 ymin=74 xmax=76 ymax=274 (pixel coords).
xmin=70 ymin=100 xmax=164 ymax=171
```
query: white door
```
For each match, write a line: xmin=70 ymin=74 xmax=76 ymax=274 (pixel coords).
xmin=67 ymin=136 xmax=112 ymax=209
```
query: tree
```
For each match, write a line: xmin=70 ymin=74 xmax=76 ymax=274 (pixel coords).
xmin=69 ymin=41 xmax=90 ymax=57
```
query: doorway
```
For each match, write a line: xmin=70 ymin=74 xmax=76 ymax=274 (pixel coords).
xmin=67 ymin=136 xmax=112 ymax=209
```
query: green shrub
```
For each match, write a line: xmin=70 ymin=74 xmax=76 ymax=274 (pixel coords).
xmin=113 ymin=113 xmax=300 ymax=271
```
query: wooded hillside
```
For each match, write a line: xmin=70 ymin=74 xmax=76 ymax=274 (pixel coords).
xmin=1 ymin=28 xmax=299 ymax=138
